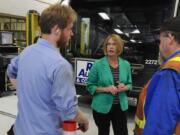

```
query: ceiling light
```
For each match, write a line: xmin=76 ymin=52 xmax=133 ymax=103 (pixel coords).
xmin=131 ymin=29 xmax=140 ymax=34
xmin=130 ymin=39 xmax=136 ymax=43
xmin=114 ymin=28 xmax=123 ymax=34
xmin=61 ymin=0 xmax=70 ymax=5
xmin=173 ymin=0 xmax=179 ymax=17
xmin=125 ymin=33 xmax=129 ymax=37
xmin=98 ymin=12 xmax=110 ymax=20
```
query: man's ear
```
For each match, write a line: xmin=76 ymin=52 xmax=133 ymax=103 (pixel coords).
xmin=168 ymin=33 xmax=175 ymax=45
xmin=51 ymin=25 xmax=61 ymax=35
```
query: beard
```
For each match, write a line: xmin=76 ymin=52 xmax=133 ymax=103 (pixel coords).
xmin=57 ymin=33 xmax=68 ymax=48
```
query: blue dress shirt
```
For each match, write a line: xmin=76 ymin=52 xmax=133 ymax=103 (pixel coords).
xmin=7 ymin=39 xmax=78 ymax=135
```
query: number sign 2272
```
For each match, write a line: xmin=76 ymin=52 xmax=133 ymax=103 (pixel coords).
xmin=145 ymin=59 xmax=158 ymax=65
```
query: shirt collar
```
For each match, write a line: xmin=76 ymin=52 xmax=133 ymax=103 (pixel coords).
xmin=37 ymin=38 xmax=59 ymax=52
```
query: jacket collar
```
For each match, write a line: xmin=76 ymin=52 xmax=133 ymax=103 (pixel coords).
xmin=163 ymin=50 xmax=180 ymax=64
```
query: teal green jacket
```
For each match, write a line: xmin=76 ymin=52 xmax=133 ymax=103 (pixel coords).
xmin=87 ymin=56 xmax=132 ymax=113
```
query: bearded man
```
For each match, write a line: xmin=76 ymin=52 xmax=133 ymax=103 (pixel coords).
xmin=7 ymin=4 xmax=89 ymax=135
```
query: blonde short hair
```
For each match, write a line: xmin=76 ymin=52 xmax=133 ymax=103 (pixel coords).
xmin=103 ymin=34 xmax=124 ymax=55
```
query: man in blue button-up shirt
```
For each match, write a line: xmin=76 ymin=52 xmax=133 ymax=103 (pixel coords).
xmin=7 ymin=4 xmax=89 ymax=135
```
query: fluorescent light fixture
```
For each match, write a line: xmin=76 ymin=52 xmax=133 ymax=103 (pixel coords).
xmin=125 ymin=33 xmax=129 ymax=37
xmin=173 ymin=0 xmax=179 ymax=17
xmin=35 ymin=0 xmax=59 ymax=5
xmin=98 ymin=12 xmax=110 ymax=20
xmin=61 ymin=0 xmax=70 ymax=5
xmin=130 ymin=39 xmax=136 ymax=43
xmin=114 ymin=28 xmax=123 ymax=34
xmin=131 ymin=29 xmax=140 ymax=34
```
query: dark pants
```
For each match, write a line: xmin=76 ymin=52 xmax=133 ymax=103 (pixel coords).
xmin=7 ymin=125 xmax=14 ymax=135
xmin=93 ymin=104 xmax=128 ymax=135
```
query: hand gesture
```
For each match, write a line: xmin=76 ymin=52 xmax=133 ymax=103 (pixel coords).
xmin=117 ymin=83 xmax=126 ymax=92
xmin=106 ymin=85 xmax=118 ymax=95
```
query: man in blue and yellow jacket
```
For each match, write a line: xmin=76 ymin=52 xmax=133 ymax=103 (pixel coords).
xmin=135 ymin=17 xmax=180 ymax=135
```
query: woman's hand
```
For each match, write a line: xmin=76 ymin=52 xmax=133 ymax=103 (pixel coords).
xmin=106 ymin=86 xmax=118 ymax=95
xmin=117 ymin=83 xmax=127 ymax=92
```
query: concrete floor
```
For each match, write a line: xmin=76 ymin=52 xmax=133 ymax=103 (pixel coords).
xmin=0 ymin=93 xmax=135 ymax=135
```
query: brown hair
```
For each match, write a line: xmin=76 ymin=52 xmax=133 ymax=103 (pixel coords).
xmin=103 ymin=34 xmax=124 ymax=55
xmin=39 ymin=4 xmax=77 ymax=34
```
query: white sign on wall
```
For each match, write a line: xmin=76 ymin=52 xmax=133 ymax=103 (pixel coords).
xmin=75 ymin=58 xmax=95 ymax=85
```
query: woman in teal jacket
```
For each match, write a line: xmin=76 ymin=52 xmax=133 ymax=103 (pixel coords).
xmin=87 ymin=34 xmax=132 ymax=135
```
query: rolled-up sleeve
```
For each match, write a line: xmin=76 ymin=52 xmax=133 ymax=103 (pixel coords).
xmin=7 ymin=55 xmax=19 ymax=79
xmin=51 ymin=62 xmax=78 ymax=121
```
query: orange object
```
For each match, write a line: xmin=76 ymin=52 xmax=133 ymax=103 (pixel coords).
xmin=63 ymin=121 xmax=77 ymax=132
